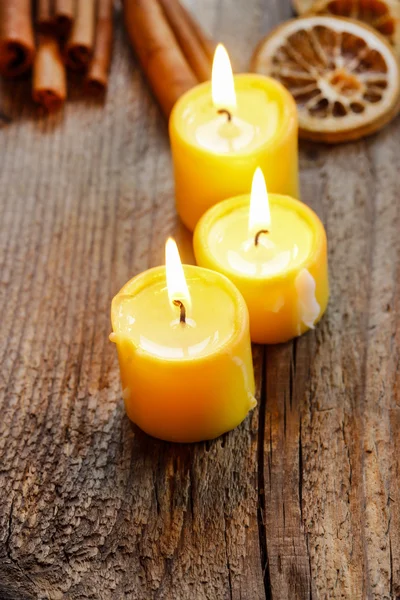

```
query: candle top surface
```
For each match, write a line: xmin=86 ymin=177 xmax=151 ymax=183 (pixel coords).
xmin=174 ymin=75 xmax=289 ymax=155
xmin=204 ymin=196 xmax=315 ymax=280
xmin=112 ymin=268 xmax=243 ymax=360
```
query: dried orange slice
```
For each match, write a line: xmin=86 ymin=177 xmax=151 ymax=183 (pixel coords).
xmin=252 ymin=16 xmax=400 ymax=142
xmin=296 ymin=0 xmax=400 ymax=56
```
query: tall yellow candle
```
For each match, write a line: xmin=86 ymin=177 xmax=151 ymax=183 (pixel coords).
xmin=194 ymin=170 xmax=329 ymax=344
xmin=110 ymin=239 xmax=256 ymax=443
xmin=169 ymin=44 xmax=299 ymax=232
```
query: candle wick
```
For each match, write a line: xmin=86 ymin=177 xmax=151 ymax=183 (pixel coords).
xmin=217 ymin=108 xmax=232 ymax=122
xmin=173 ymin=300 xmax=186 ymax=324
xmin=254 ymin=230 xmax=269 ymax=247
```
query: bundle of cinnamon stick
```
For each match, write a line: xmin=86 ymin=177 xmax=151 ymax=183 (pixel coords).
xmin=123 ymin=0 xmax=215 ymax=117
xmin=0 ymin=0 xmax=114 ymax=112
xmin=0 ymin=0 xmax=214 ymax=117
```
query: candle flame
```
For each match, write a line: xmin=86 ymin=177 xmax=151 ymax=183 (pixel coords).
xmin=165 ymin=238 xmax=191 ymax=312
xmin=212 ymin=44 xmax=236 ymax=111
xmin=248 ymin=168 xmax=271 ymax=237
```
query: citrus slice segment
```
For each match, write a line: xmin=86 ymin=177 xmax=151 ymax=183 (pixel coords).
xmin=251 ymin=16 xmax=400 ymax=143
xmin=300 ymin=0 xmax=400 ymax=56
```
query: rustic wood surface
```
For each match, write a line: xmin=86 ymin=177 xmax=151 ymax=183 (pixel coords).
xmin=1 ymin=1 xmax=400 ymax=599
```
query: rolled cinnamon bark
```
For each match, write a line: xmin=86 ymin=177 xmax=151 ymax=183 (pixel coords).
xmin=54 ymin=0 xmax=75 ymax=37
xmin=0 ymin=0 xmax=35 ymax=78
xmin=37 ymin=0 xmax=54 ymax=33
xmin=123 ymin=0 xmax=197 ymax=117
xmin=158 ymin=0 xmax=212 ymax=81
xmin=33 ymin=35 xmax=66 ymax=112
xmin=65 ymin=0 xmax=96 ymax=70
xmin=86 ymin=0 xmax=113 ymax=93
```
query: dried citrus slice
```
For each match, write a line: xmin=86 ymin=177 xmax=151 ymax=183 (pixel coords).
xmin=252 ymin=16 xmax=400 ymax=142
xmin=298 ymin=0 xmax=400 ymax=56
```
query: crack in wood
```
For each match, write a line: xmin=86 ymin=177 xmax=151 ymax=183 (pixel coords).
xmin=223 ymin=518 xmax=233 ymax=600
xmin=390 ymin=536 xmax=393 ymax=598
xmin=299 ymin=420 xmax=304 ymax=524
xmin=257 ymin=346 xmax=272 ymax=600
xmin=5 ymin=500 xmax=14 ymax=563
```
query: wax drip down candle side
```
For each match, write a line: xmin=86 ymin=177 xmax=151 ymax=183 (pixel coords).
xmin=110 ymin=239 xmax=256 ymax=443
xmin=194 ymin=169 xmax=329 ymax=344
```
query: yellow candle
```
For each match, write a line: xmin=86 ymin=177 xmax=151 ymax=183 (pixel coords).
xmin=193 ymin=170 xmax=329 ymax=344
xmin=169 ymin=44 xmax=299 ymax=232
xmin=110 ymin=239 xmax=256 ymax=443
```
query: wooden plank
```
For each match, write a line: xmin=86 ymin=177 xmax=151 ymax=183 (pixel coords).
xmin=0 ymin=0 xmax=400 ymax=598
xmin=0 ymin=2 xmax=268 ymax=599
xmin=260 ymin=129 xmax=400 ymax=599
xmin=362 ymin=128 xmax=400 ymax=599
xmin=250 ymin=3 xmax=392 ymax=598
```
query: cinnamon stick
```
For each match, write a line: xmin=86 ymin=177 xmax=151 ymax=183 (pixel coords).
xmin=54 ymin=0 xmax=75 ymax=37
xmin=123 ymin=0 xmax=197 ymax=117
xmin=33 ymin=35 xmax=66 ymax=112
xmin=158 ymin=0 xmax=212 ymax=81
xmin=37 ymin=0 xmax=54 ymax=33
xmin=0 ymin=0 xmax=35 ymax=77
xmin=86 ymin=0 xmax=113 ymax=94
xmin=65 ymin=0 xmax=96 ymax=70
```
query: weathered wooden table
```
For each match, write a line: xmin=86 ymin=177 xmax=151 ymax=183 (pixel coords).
xmin=1 ymin=1 xmax=399 ymax=599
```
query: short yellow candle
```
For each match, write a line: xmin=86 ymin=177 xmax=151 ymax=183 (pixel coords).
xmin=169 ymin=44 xmax=299 ymax=232
xmin=110 ymin=239 xmax=256 ymax=443
xmin=193 ymin=170 xmax=329 ymax=344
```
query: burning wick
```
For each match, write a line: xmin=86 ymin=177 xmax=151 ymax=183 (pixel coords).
xmin=173 ymin=299 xmax=186 ymax=324
xmin=217 ymin=108 xmax=232 ymax=122
xmin=254 ymin=229 xmax=269 ymax=247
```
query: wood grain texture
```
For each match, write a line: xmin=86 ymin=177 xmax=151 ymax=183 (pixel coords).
xmin=0 ymin=1 xmax=399 ymax=599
